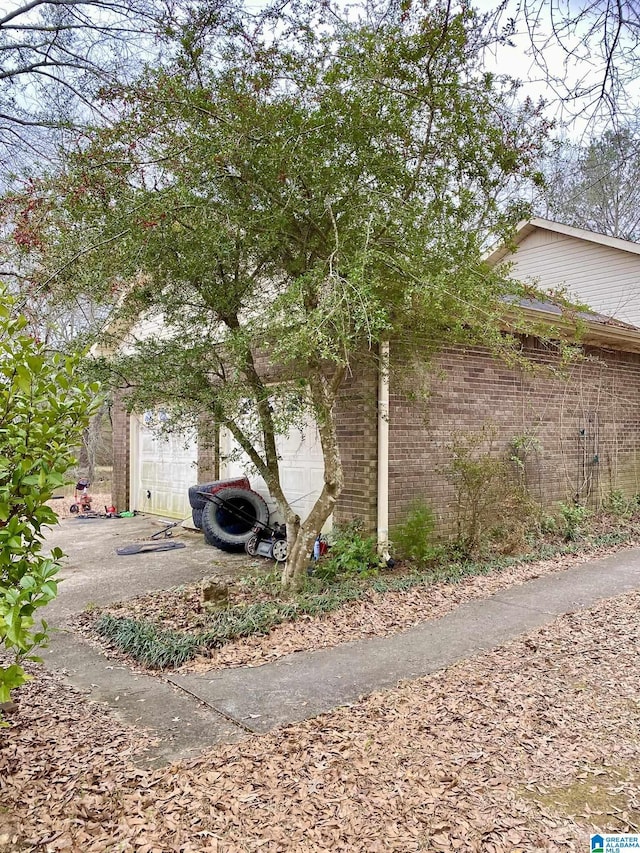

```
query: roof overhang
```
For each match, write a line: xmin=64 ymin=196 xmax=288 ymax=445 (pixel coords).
xmin=507 ymin=304 xmax=640 ymax=355
xmin=486 ymin=217 xmax=640 ymax=268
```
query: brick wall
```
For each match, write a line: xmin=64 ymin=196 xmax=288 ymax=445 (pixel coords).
xmin=111 ymin=389 xmax=131 ymax=513
xmin=333 ymin=361 xmax=379 ymax=531
xmin=388 ymin=338 xmax=640 ymax=534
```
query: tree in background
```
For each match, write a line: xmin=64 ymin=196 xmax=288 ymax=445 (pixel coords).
xmin=4 ymin=0 xmax=554 ymax=589
xmin=508 ymin=0 xmax=640 ymax=125
xmin=0 ymin=0 xmax=196 ymax=177
xmin=540 ymin=126 xmax=640 ymax=241
xmin=0 ymin=287 xmax=98 ymax=713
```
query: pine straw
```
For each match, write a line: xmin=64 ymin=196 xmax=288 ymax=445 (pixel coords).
xmin=2 ymin=590 xmax=640 ymax=852
xmin=75 ymin=538 xmax=639 ymax=673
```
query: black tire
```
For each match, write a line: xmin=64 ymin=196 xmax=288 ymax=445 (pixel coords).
xmin=202 ymin=487 xmax=269 ymax=551
xmin=192 ymin=506 xmax=204 ymax=529
xmin=188 ymin=482 xmax=217 ymax=510
xmin=188 ymin=477 xmax=250 ymax=510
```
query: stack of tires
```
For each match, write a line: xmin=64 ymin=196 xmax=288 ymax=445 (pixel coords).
xmin=188 ymin=477 xmax=270 ymax=552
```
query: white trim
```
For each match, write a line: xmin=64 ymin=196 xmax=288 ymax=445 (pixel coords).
xmin=377 ymin=341 xmax=390 ymax=558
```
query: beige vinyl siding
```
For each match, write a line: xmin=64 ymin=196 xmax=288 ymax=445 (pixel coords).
xmin=506 ymin=232 xmax=640 ymax=326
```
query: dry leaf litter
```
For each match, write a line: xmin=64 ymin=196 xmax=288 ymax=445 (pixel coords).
xmin=2 ymin=586 xmax=639 ymax=851
xmin=75 ymin=538 xmax=639 ymax=673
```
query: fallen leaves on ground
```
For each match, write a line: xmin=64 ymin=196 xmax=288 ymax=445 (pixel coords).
xmin=46 ymin=493 xmax=113 ymax=520
xmin=74 ymin=538 xmax=639 ymax=674
xmin=2 ymin=590 xmax=639 ymax=851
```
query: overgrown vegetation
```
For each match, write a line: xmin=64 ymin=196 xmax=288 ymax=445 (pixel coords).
xmin=445 ymin=429 xmax=541 ymax=557
xmin=94 ymin=529 xmax=637 ymax=670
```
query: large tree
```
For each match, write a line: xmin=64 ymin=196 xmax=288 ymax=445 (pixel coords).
xmin=5 ymin=0 xmax=553 ymax=589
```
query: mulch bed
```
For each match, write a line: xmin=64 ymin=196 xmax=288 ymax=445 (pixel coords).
xmin=2 ymin=590 xmax=639 ymax=851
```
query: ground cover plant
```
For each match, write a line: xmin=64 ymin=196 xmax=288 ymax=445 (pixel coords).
xmin=80 ymin=508 xmax=640 ymax=671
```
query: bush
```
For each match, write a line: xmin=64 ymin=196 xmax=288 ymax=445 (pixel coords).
xmin=445 ymin=429 xmax=540 ymax=558
xmin=558 ymin=502 xmax=589 ymax=541
xmin=391 ymin=500 xmax=440 ymax=567
xmin=314 ymin=522 xmax=379 ymax=583
xmin=0 ymin=291 xmax=98 ymax=713
xmin=603 ymin=489 xmax=631 ymax=518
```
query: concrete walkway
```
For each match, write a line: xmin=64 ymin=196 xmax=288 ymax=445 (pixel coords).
xmin=42 ymin=517 xmax=640 ymax=767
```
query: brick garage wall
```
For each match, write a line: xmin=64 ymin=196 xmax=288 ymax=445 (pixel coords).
xmin=333 ymin=361 xmax=379 ymax=532
xmin=389 ymin=339 xmax=640 ymax=535
xmin=111 ymin=389 xmax=131 ymax=513
xmin=197 ymin=416 xmax=219 ymax=483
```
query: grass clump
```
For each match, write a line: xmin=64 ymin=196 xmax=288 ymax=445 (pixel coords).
xmin=95 ymin=615 xmax=199 ymax=669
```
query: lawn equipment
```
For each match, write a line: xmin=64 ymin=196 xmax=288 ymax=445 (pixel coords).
xmin=245 ymin=519 xmax=288 ymax=562
xmin=69 ymin=478 xmax=92 ymax=514
xmin=198 ymin=488 xmax=287 ymax=561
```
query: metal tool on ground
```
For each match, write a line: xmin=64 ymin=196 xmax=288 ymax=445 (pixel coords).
xmin=150 ymin=519 xmax=180 ymax=540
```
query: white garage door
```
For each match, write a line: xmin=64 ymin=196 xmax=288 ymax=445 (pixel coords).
xmin=130 ymin=414 xmax=198 ymax=518
xmin=221 ymin=418 xmax=326 ymax=526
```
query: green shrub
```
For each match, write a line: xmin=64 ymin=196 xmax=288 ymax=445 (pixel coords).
xmin=391 ymin=500 xmax=440 ymax=567
xmin=603 ymin=489 xmax=631 ymax=518
xmin=539 ymin=513 xmax=558 ymax=535
xmin=0 ymin=291 xmax=98 ymax=713
xmin=315 ymin=522 xmax=379 ymax=583
xmin=558 ymin=502 xmax=589 ymax=541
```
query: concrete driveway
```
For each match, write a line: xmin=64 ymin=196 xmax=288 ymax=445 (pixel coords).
xmin=39 ymin=514 xmax=254 ymax=767
xmin=45 ymin=513 xmax=250 ymax=623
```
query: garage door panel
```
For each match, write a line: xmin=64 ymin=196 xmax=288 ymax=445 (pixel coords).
xmin=131 ymin=416 xmax=197 ymax=518
xmin=222 ymin=418 xmax=326 ymax=525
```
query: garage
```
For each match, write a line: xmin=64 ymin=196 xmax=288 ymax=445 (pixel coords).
xmin=129 ymin=413 xmax=198 ymax=519
xmin=220 ymin=418 xmax=326 ymax=526
xmin=127 ymin=411 xmax=325 ymax=526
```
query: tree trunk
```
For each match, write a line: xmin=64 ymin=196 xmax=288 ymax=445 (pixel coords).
xmin=281 ymin=366 xmax=346 ymax=591
xmin=281 ymin=480 xmax=342 ymax=590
